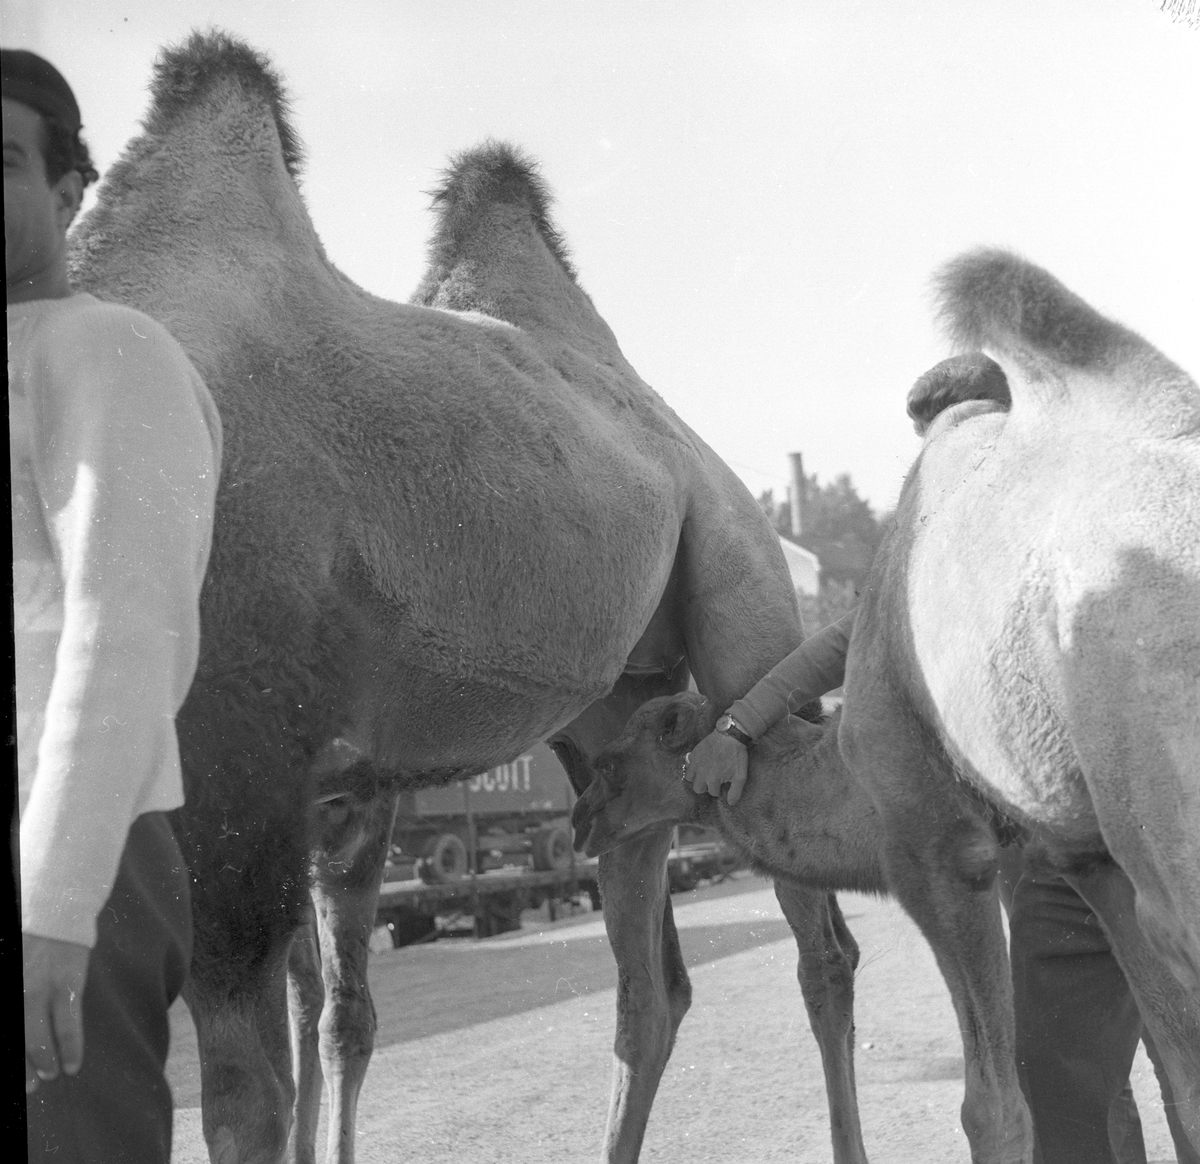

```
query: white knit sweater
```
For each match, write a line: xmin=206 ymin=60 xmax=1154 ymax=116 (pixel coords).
xmin=9 ymin=293 xmax=221 ymax=947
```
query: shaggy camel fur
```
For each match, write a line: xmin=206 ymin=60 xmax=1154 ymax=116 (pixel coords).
xmin=68 ymin=31 xmax=848 ymax=1164
xmin=837 ymin=249 xmax=1200 ymax=1163
xmin=575 ymin=695 xmax=884 ymax=1164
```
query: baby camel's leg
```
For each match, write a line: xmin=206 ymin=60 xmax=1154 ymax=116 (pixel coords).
xmin=773 ymin=882 xmax=868 ymax=1164
xmin=310 ymin=791 xmax=398 ymax=1164
xmin=598 ymin=825 xmax=691 ymax=1164
xmin=840 ymin=688 xmax=1032 ymax=1164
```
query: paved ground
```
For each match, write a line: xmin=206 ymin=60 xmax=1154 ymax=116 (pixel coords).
xmin=169 ymin=874 xmax=1178 ymax=1162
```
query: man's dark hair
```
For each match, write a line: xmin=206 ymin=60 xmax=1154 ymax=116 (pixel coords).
xmin=41 ymin=116 xmax=99 ymax=187
xmin=2 ymin=47 xmax=99 ymax=187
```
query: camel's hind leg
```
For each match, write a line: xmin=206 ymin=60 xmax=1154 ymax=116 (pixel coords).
xmin=287 ymin=902 xmax=324 ymax=1164
xmin=773 ymin=882 xmax=868 ymax=1164
xmin=1062 ymin=564 xmax=1200 ymax=997
xmin=308 ymin=790 xmax=398 ymax=1164
xmin=598 ymin=824 xmax=691 ymax=1164
xmin=1066 ymin=860 xmax=1200 ymax=1153
xmin=1058 ymin=579 xmax=1200 ymax=1152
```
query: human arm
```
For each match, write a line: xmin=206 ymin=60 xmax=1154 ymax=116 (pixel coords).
xmin=18 ymin=305 xmax=220 ymax=949
xmin=686 ymin=608 xmax=856 ymax=804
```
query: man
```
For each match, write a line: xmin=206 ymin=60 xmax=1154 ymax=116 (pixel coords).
xmin=5 ymin=48 xmax=222 ymax=1161
xmin=683 ymin=356 xmax=1195 ymax=1164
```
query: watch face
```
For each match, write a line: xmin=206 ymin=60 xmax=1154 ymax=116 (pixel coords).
xmin=716 ymin=714 xmax=733 ymax=733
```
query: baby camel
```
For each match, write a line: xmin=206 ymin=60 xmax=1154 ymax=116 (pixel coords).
xmin=574 ymin=695 xmax=885 ymax=1164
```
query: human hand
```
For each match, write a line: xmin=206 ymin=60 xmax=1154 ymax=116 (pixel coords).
xmin=685 ymin=730 xmax=749 ymax=806
xmin=24 ymin=933 xmax=90 ymax=1093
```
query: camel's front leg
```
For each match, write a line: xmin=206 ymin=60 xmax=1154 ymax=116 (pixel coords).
xmin=773 ymin=882 xmax=868 ymax=1164
xmin=1067 ymin=861 xmax=1200 ymax=1154
xmin=598 ymin=824 xmax=689 ymax=1163
xmin=310 ymin=791 xmax=398 ymax=1164
xmin=287 ymin=902 xmax=324 ymax=1164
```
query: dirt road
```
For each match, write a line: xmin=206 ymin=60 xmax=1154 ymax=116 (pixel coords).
xmin=168 ymin=875 xmax=1176 ymax=1162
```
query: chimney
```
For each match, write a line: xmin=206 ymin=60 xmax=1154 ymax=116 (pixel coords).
xmin=788 ymin=452 xmax=805 ymax=539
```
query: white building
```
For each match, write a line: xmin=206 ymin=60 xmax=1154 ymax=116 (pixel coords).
xmin=777 ymin=535 xmax=820 ymax=598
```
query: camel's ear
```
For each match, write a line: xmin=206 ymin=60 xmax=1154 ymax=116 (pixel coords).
xmin=657 ymin=698 xmax=703 ymax=751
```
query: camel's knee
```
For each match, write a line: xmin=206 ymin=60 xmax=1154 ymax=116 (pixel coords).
xmin=951 ymin=828 xmax=1001 ymax=892
xmin=796 ymin=936 xmax=857 ymax=1043
xmin=614 ymin=970 xmax=681 ymax=1067
xmin=958 ymin=1086 xmax=1031 ymax=1164
xmin=659 ymin=892 xmax=692 ymax=1036
xmin=665 ymin=963 xmax=692 ymax=1034
xmin=885 ymin=814 xmax=1001 ymax=900
xmin=830 ymin=898 xmax=862 ymax=977
xmin=318 ymin=983 xmax=378 ymax=1071
xmin=288 ymin=924 xmax=324 ymax=1028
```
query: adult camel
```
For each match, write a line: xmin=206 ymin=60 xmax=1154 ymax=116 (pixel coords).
xmin=837 ymin=251 xmax=1200 ymax=1162
xmin=578 ymin=270 xmax=1200 ymax=1163
xmin=68 ymin=31 xmax=859 ymax=1164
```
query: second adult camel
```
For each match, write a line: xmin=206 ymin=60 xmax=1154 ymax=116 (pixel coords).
xmin=579 ymin=256 xmax=1200 ymax=1163
xmin=68 ymin=31 xmax=860 ymax=1164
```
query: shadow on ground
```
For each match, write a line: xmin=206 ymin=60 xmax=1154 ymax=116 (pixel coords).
xmin=369 ymin=914 xmax=793 ymax=1048
xmin=168 ymin=875 xmax=797 ymax=1107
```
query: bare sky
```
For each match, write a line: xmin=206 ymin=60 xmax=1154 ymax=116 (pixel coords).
xmin=5 ymin=0 xmax=1198 ymax=510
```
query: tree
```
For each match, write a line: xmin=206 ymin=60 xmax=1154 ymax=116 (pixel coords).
xmin=759 ymin=472 xmax=884 ymax=624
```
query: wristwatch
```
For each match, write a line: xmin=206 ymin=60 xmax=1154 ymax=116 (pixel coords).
xmin=714 ymin=713 xmax=753 ymax=748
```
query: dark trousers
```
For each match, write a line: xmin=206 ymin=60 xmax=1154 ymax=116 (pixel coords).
xmin=1009 ymin=869 xmax=1198 ymax=1164
xmin=26 ymin=811 xmax=191 ymax=1163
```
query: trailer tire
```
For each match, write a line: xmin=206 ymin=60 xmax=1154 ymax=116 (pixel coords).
xmin=531 ymin=823 xmax=572 ymax=871
xmin=417 ymin=832 xmax=468 ymax=883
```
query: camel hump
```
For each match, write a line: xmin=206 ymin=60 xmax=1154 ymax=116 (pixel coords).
xmin=934 ymin=247 xmax=1198 ymax=427
xmin=421 ymin=140 xmax=576 ymax=284
xmin=935 ymin=248 xmax=1152 ymax=370
xmin=147 ymin=29 xmax=303 ymax=177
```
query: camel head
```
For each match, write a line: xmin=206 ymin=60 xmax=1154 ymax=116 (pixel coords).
xmin=906 ymin=352 xmax=1010 ymax=438
xmin=571 ymin=692 xmax=718 ymax=857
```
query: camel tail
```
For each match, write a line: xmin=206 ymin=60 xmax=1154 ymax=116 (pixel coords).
xmin=934 ymin=248 xmax=1196 ymax=421
xmin=146 ymin=29 xmax=304 ymax=177
xmin=419 ymin=140 xmax=577 ymax=284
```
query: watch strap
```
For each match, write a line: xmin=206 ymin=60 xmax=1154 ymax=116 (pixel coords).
xmin=717 ymin=715 xmax=754 ymax=748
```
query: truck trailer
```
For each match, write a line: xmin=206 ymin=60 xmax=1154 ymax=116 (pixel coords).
xmin=374 ymin=742 xmax=744 ymax=946
xmin=375 ymin=742 xmax=600 ymax=944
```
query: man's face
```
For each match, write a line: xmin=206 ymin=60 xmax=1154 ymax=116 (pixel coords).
xmin=3 ymin=96 xmax=80 ymax=296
